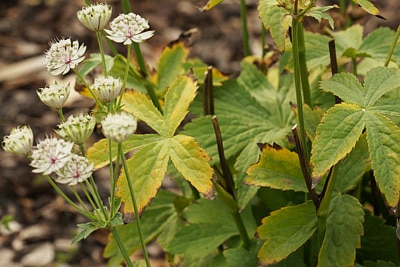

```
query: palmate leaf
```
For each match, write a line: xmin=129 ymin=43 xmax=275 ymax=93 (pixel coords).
xmin=257 ymin=201 xmax=317 ymax=265
xmin=314 ymin=67 xmax=400 ymax=206
xmin=117 ymin=76 xmax=214 ymax=214
xmin=318 ymin=194 xmax=364 ymax=267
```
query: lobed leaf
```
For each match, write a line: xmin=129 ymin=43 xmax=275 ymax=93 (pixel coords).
xmin=257 ymin=201 xmax=317 ymax=265
xmin=318 ymin=194 xmax=364 ymax=267
xmin=258 ymin=2 xmax=291 ymax=51
xmin=245 ymin=144 xmax=307 ymax=192
xmin=156 ymin=42 xmax=189 ymax=92
xmin=169 ymin=135 xmax=214 ymax=198
xmin=163 ymin=76 xmax=198 ymax=137
xmin=311 ymin=103 xmax=366 ymax=178
xmin=319 ymin=72 xmax=364 ymax=106
xmin=116 ymin=139 xmax=170 ymax=214
xmin=365 ymin=112 xmax=400 ymax=207
xmin=121 ymin=90 xmax=166 ymax=135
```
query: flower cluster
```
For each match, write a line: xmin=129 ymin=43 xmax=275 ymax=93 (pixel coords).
xmin=101 ymin=112 xmax=137 ymax=143
xmin=92 ymin=76 xmax=122 ymax=103
xmin=37 ymin=82 xmax=71 ymax=109
xmin=55 ymin=113 xmax=96 ymax=145
xmin=105 ymin=13 xmax=154 ymax=45
xmin=30 ymin=137 xmax=93 ymax=185
xmin=2 ymin=126 xmax=33 ymax=156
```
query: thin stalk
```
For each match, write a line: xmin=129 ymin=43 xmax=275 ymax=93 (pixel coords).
xmin=110 ymin=226 xmax=134 ymax=267
xmin=57 ymin=109 xmax=65 ymax=122
xmin=121 ymin=0 xmax=132 ymax=13
xmin=117 ymin=44 xmax=131 ymax=108
xmin=44 ymin=175 xmax=93 ymax=219
xmin=85 ymin=178 xmax=108 ymax=220
xmin=384 ymin=25 xmax=400 ymax=67
xmin=73 ymin=69 xmax=102 ymax=106
xmin=261 ymin=22 xmax=266 ymax=58
xmin=239 ymin=0 xmax=251 ymax=56
xmin=351 ymin=57 xmax=357 ymax=76
xmin=79 ymin=183 xmax=97 ymax=212
xmin=296 ymin=22 xmax=312 ymax=107
xmin=292 ymin=18 xmax=309 ymax=159
xmin=119 ymin=143 xmax=151 ymax=267
xmin=96 ymin=31 xmax=108 ymax=76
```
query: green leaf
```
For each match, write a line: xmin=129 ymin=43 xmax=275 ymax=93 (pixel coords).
xmin=245 ymin=144 xmax=307 ymax=192
xmin=164 ymin=76 xmax=197 ymax=136
xmin=353 ymin=0 xmax=380 ymax=15
xmin=364 ymin=261 xmax=398 ymax=267
xmin=366 ymin=112 xmax=400 ymax=207
xmin=318 ymin=194 xmax=364 ymax=267
xmin=306 ymin=6 xmax=338 ymax=29
xmin=257 ymin=201 xmax=317 ymax=265
xmin=122 ymin=90 xmax=166 ymax=135
xmin=169 ymin=135 xmax=214 ymax=198
xmin=117 ymin=139 xmax=170 ymax=214
xmin=335 ymin=134 xmax=370 ymax=193
xmin=331 ymin=24 xmax=363 ymax=58
xmin=319 ymin=72 xmax=364 ymax=105
xmin=200 ymin=0 xmax=224 ymax=11
xmin=166 ymin=223 xmax=237 ymax=258
xmin=363 ymin=67 xmax=400 ymax=107
xmin=87 ymin=134 xmax=161 ymax=169
xmin=358 ymin=28 xmax=400 ymax=63
xmin=311 ymin=103 xmax=366 ymax=177
xmin=156 ymin=42 xmax=189 ymax=92
xmin=359 ymin=214 xmax=400 ymax=265
xmin=72 ymin=222 xmax=101 ymax=244
xmin=224 ymin=247 xmax=258 ymax=267
xmin=258 ymin=2 xmax=291 ymax=51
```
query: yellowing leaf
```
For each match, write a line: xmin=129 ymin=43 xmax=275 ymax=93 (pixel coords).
xmin=121 ymin=90 xmax=166 ymax=135
xmin=245 ymin=144 xmax=307 ymax=192
xmin=156 ymin=41 xmax=189 ymax=92
xmin=117 ymin=139 xmax=170 ymax=214
xmin=170 ymin=135 xmax=214 ymax=198
xmin=163 ymin=76 xmax=198 ymax=137
xmin=353 ymin=0 xmax=380 ymax=15
xmin=200 ymin=0 xmax=224 ymax=11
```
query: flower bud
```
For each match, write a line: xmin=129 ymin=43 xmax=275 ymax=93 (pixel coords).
xmin=2 ymin=126 xmax=33 ymax=156
xmin=101 ymin=112 xmax=137 ymax=143
xmin=37 ymin=82 xmax=71 ymax=110
xmin=77 ymin=3 xmax=112 ymax=32
xmin=55 ymin=113 xmax=96 ymax=144
xmin=92 ymin=76 xmax=122 ymax=103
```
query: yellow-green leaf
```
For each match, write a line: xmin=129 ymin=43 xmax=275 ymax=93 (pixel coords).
xmin=117 ymin=139 xmax=170 ymax=214
xmin=169 ymin=135 xmax=214 ymax=198
xmin=164 ymin=76 xmax=198 ymax=137
xmin=121 ymin=90 xmax=166 ymax=134
xmin=353 ymin=0 xmax=379 ymax=15
xmin=156 ymin=41 xmax=189 ymax=92
xmin=245 ymin=144 xmax=307 ymax=192
xmin=200 ymin=0 xmax=224 ymax=11
xmin=311 ymin=103 xmax=366 ymax=178
xmin=86 ymin=134 xmax=161 ymax=169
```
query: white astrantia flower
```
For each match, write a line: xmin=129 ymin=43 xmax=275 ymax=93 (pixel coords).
xmin=30 ymin=138 xmax=74 ymax=175
xmin=105 ymin=13 xmax=154 ymax=45
xmin=55 ymin=113 xmax=96 ymax=144
xmin=2 ymin=126 xmax=34 ymax=156
xmin=54 ymin=154 xmax=93 ymax=186
xmin=92 ymin=75 xmax=122 ymax=103
xmin=44 ymin=38 xmax=86 ymax=75
xmin=101 ymin=112 xmax=137 ymax=143
xmin=77 ymin=3 xmax=112 ymax=32
xmin=37 ymin=82 xmax=71 ymax=110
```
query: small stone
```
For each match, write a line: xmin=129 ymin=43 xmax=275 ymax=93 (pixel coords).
xmin=21 ymin=242 xmax=54 ymax=267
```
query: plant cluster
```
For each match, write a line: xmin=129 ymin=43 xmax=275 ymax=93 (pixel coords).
xmin=2 ymin=0 xmax=400 ymax=266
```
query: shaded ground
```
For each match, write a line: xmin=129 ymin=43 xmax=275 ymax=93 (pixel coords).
xmin=0 ymin=0 xmax=399 ymax=266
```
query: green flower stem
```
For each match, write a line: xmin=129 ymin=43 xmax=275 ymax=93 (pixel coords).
xmin=384 ymin=25 xmax=400 ymax=67
xmin=57 ymin=109 xmax=65 ymax=122
xmin=351 ymin=57 xmax=357 ymax=76
xmin=79 ymin=183 xmax=98 ymax=213
xmin=118 ymin=143 xmax=151 ymax=267
xmin=96 ymin=31 xmax=108 ymax=76
xmin=44 ymin=175 xmax=93 ymax=220
xmin=239 ymin=0 xmax=250 ymax=56
xmin=121 ymin=0 xmax=132 ymax=13
xmin=85 ymin=178 xmax=108 ymax=220
xmin=292 ymin=18 xmax=309 ymax=159
xmin=296 ymin=22 xmax=312 ymax=107
xmin=110 ymin=226 xmax=134 ymax=267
